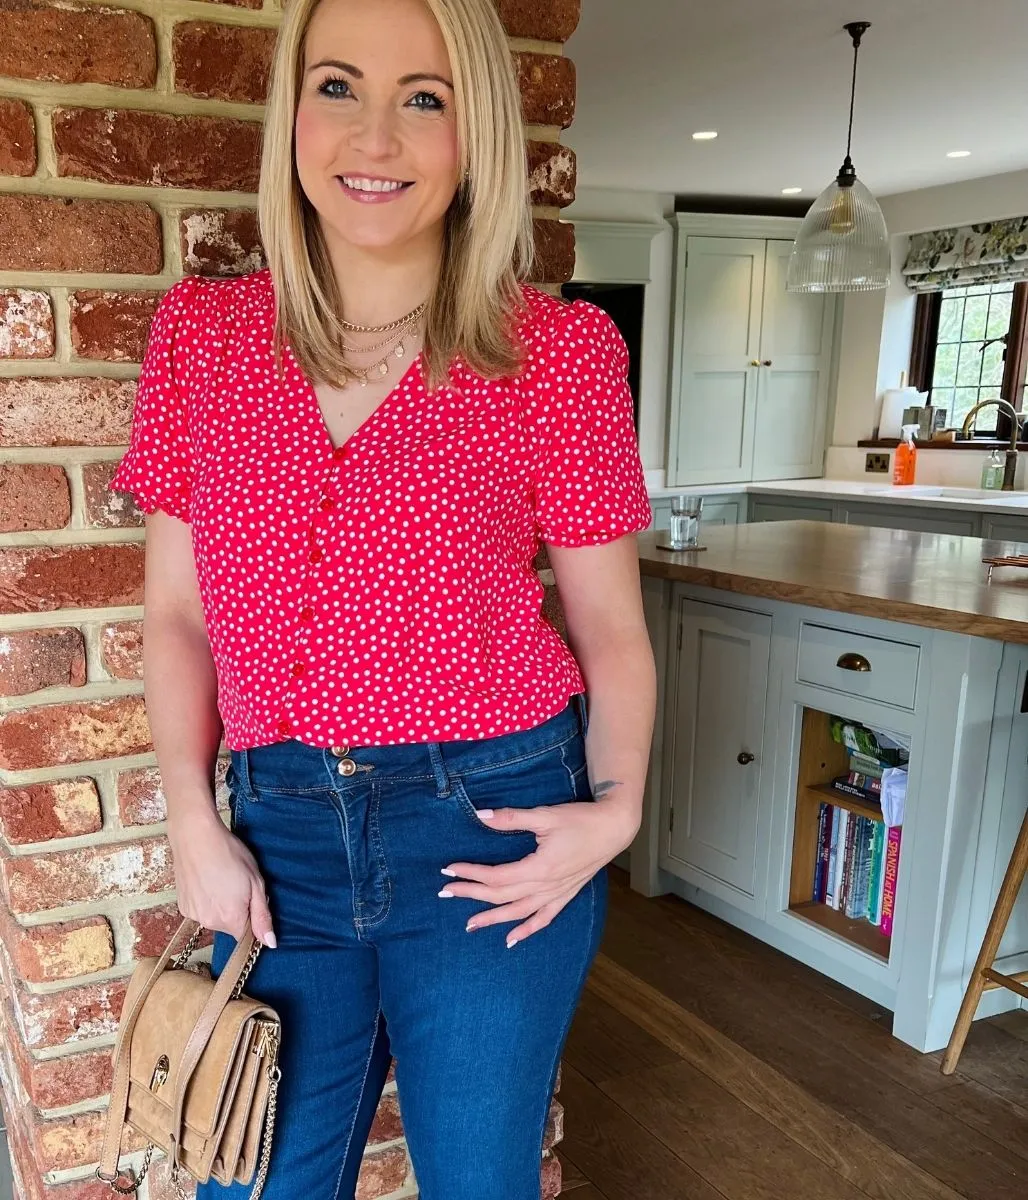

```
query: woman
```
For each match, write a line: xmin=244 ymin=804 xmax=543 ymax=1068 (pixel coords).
xmin=108 ymin=0 xmax=655 ymax=1195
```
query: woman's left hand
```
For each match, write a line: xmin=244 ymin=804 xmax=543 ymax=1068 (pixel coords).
xmin=439 ymin=797 xmax=641 ymax=947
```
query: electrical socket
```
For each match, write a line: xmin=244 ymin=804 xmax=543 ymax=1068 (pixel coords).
xmin=865 ymin=452 xmax=890 ymax=474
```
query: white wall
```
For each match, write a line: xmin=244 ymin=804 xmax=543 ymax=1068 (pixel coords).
xmin=565 ymin=188 xmax=675 ymax=476
xmin=829 ymin=168 xmax=1028 ymax=451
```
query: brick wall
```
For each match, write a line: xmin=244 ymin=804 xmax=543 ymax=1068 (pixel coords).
xmin=0 ymin=1 xmax=579 ymax=1196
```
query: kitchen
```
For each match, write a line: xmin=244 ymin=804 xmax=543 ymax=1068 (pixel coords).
xmin=555 ymin=1 xmax=1028 ymax=1197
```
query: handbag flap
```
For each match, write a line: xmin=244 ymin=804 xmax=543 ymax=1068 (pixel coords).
xmin=124 ymin=957 xmax=275 ymax=1139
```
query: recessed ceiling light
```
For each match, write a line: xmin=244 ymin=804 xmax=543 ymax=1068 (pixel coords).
xmin=692 ymin=131 xmax=718 ymax=141
xmin=946 ymin=149 xmax=971 ymax=158
xmin=781 ymin=187 xmax=803 ymax=195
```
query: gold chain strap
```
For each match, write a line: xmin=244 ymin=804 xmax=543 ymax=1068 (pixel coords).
xmin=97 ymin=926 xmax=278 ymax=1196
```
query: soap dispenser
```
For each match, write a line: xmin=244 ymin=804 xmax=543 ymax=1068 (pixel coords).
xmin=892 ymin=425 xmax=918 ymax=486
xmin=981 ymin=447 xmax=1004 ymax=490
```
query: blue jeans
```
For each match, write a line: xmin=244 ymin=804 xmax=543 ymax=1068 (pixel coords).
xmin=196 ymin=695 xmax=606 ymax=1200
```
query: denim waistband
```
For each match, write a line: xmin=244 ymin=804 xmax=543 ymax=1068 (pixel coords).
xmin=233 ymin=693 xmax=589 ymax=795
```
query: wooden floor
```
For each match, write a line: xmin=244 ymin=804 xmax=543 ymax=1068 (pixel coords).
xmin=558 ymin=868 xmax=1028 ymax=1200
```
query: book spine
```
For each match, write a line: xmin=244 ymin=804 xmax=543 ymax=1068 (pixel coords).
xmin=866 ymin=821 xmax=884 ymax=924
xmin=833 ymin=809 xmax=850 ymax=910
xmin=813 ymin=803 xmax=829 ymax=902
xmin=825 ymin=806 xmax=841 ymax=908
xmin=846 ymin=816 xmax=871 ymax=919
xmin=872 ymin=823 xmax=888 ymax=925
xmin=839 ymin=811 xmax=857 ymax=913
xmin=880 ymin=825 xmax=902 ymax=936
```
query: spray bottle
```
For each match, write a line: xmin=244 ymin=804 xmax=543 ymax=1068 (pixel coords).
xmin=892 ymin=424 xmax=918 ymax=486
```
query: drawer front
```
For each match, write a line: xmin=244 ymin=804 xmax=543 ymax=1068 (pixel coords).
xmin=797 ymin=622 xmax=920 ymax=710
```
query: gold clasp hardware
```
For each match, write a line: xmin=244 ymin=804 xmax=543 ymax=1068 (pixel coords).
xmin=253 ymin=1020 xmax=279 ymax=1058
xmin=149 ymin=1055 xmax=170 ymax=1092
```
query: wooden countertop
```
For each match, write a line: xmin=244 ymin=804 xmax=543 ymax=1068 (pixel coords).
xmin=637 ymin=521 xmax=1028 ymax=644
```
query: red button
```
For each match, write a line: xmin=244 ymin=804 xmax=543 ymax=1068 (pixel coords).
xmin=309 ymin=548 xmax=324 ymax=563
xmin=332 ymin=447 xmax=347 ymax=460
xmin=299 ymin=606 xmax=314 ymax=621
xmin=318 ymin=497 xmax=335 ymax=511
xmin=291 ymin=661 xmax=306 ymax=677
xmin=276 ymin=718 xmax=292 ymax=735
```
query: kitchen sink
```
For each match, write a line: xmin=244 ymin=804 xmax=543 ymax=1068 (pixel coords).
xmin=860 ymin=485 xmax=1028 ymax=503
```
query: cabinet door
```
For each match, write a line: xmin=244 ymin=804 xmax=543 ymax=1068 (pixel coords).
xmin=751 ymin=241 xmax=836 ymax=481
xmin=981 ymin=515 xmax=1028 ymax=545
xmin=666 ymin=599 xmax=771 ymax=896
xmin=843 ymin=503 xmax=979 ymax=536
xmin=670 ymin=237 xmax=765 ymax=485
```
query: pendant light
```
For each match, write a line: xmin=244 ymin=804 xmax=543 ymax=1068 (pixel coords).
xmin=786 ymin=21 xmax=889 ymax=293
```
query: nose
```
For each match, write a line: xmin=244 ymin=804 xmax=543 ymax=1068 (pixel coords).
xmin=347 ymin=102 xmax=402 ymax=161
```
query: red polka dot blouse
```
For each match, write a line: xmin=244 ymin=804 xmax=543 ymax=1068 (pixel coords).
xmin=109 ymin=268 xmax=653 ymax=750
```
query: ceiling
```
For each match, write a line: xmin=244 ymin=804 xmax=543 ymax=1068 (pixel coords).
xmin=564 ymin=0 xmax=1028 ymax=200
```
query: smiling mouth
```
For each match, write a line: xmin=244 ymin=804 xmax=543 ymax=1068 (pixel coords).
xmin=338 ymin=175 xmax=414 ymax=194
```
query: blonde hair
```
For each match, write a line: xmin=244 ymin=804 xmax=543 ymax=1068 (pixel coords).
xmin=258 ymin=0 xmax=535 ymax=392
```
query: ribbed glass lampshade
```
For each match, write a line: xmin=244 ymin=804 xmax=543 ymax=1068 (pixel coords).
xmin=786 ymin=175 xmax=890 ymax=293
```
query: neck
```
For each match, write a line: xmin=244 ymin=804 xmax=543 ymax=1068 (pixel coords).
xmin=323 ymin=224 xmax=442 ymax=328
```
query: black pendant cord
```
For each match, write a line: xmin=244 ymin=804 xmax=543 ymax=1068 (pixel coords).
xmin=837 ymin=20 xmax=870 ymax=188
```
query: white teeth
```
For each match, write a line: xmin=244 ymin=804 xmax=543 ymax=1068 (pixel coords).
xmin=341 ymin=177 xmax=406 ymax=193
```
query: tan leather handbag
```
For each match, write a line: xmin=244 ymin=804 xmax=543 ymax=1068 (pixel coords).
xmin=95 ymin=916 xmax=282 ymax=1198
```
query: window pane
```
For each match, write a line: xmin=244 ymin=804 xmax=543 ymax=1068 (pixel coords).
xmin=956 ymin=341 xmax=984 ymax=386
xmin=930 ymin=386 xmax=955 ymax=418
xmin=954 ymin=388 xmax=989 ymax=429
xmin=986 ymin=289 xmax=1013 ymax=338
xmin=938 ymin=297 xmax=964 ymax=342
xmin=962 ymin=295 xmax=989 ymax=341
xmin=981 ymin=340 xmax=1005 ymax=385
xmin=932 ymin=341 xmax=958 ymax=386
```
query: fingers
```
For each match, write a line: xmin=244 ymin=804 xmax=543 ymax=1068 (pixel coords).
xmin=249 ymin=877 xmax=277 ymax=948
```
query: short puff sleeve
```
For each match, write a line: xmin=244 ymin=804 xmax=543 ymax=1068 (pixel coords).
xmin=531 ymin=301 xmax=653 ymax=548
xmin=108 ymin=275 xmax=201 ymax=524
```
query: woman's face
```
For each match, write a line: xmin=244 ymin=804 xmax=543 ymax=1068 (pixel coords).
xmin=295 ymin=0 xmax=461 ymax=257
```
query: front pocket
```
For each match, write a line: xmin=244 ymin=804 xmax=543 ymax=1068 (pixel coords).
xmin=450 ymin=742 xmax=580 ymax=834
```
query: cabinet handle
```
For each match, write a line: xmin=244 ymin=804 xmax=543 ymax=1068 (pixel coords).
xmin=836 ymin=652 xmax=872 ymax=672
xmin=737 ymin=751 xmax=755 ymax=765
xmin=762 ymin=359 xmax=772 ymax=366
xmin=750 ymin=359 xmax=761 ymax=367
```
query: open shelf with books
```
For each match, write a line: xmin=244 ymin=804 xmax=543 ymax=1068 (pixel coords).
xmin=789 ymin=707 xmax=908 ymax=961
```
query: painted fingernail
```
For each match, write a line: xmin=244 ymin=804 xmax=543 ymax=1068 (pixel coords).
xmin=263 ymin=932 xmax=277 ymax=949
xmin=466 ymin=920 xmax=477 ymax=932
xmin=506 ymin=936 xmax=518 ymax=949
xmin=440 ymin=867 xmax=457 ymax=877
xmin=438 ymin=888 xmax=454 ymax=898
xmin=477 ymin=810 xmax=495 ymax=820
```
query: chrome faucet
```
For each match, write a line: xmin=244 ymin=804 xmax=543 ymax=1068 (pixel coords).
xmin=960 ymin=399 xmax=1026 ymax=491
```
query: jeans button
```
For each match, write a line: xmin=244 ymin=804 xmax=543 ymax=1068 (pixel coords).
xmin=329 ymin=744 xmax=350 ymax=757
xmin=337 ymin=759 xmax=357 ymax=776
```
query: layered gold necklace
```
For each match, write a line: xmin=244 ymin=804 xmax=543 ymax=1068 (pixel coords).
xmin=339 ymin=301 xmax=426 ymax=387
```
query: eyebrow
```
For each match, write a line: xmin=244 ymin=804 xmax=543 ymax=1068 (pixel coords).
xmin=306 ymin=59 xmax=454 ymax=89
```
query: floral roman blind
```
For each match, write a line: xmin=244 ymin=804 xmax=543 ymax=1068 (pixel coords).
xmin=902 ymin=216 xmax=1028 ymax=292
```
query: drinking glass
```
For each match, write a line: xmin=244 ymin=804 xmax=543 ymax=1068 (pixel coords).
xmin=668 ymin=494 xmax=703 ymax=550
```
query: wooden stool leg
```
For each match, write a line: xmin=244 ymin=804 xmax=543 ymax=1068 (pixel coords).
xmin=941 ymin=803 xmax=1028 ymax=1075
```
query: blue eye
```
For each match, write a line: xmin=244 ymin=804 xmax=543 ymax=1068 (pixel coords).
xmin=409 ymin=91 xmax=446 ymax=112
xmin=318 ymin=76 xmax=351 ymax=99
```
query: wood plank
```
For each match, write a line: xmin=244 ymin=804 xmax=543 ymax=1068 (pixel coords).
xmin=928 ymin=1079 xmax=1028 ymax=1166
xmin=589 ymin=951 xmax=1015 ymax=1200
xmin=558 ymin=1063 xmax=728 ymax=1200
xmin=602 ymin=1057 xmax=872 ymax=1200
xmin=564 ymin=986 xmax=682 ymax=1085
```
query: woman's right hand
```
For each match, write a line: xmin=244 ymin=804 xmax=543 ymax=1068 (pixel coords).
xmin=167 ymin=806 xmax=277 ymax=948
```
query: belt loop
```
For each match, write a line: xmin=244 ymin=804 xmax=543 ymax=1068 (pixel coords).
xmin=572 ymin=691 xmax=589 ymax=736
xmin=427 ymin=742 xmax=452 ymax=798
xmin=237 ymin=747 xmax=254 ymax=796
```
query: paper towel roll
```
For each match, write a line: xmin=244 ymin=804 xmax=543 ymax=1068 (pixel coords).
xmin=880 ymin=387 xmax=926 ymax=439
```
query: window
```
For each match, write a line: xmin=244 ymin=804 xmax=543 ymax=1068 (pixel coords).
xmin=910 ymin=282 xmax=1028 ymax=438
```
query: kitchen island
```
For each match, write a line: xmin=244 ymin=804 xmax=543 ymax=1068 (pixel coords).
xmin=634 ymin=521 xmax=1028 ymax=1052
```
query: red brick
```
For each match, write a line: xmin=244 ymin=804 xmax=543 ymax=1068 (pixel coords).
xmin=69 ymin=290 xmax=159 ymax=363
xmin=0 ymin=1 xmax=156 ymax=89
xmin=0 ymin=376 xmax=136 ymax=448
xmin=0 ymin=195 xmax=162 ymax=274
xmin=129 ymin=904 xmax=213 ymax=958
xmin=527 ymin=141 xmax=576 ymax=208
xmin=0 ymin=543 xmax=143 ymax=614
xmin=543 ymin=1097 xmax=564 ymax=1150
xmin=0 ymin=836 xmax=173 ymax=914
xmin=98 ymin=621 xmax=142 ymax=681
xmin=23 ymin=1106 xmax=146 ymax=1175
xmin=84 ymin=461 xmax=143 ymax=529
xmin=0 ymin=906 xmax=114 ymax=984
xmin=5 ymin=1005 xmax=111 ymax=1108
xmin=497 ymin=0 xmax=581 ymax=42
xmin=0 ymin=289 xmax=53 ymax=359
xmin=541 ymin=1151 xmax=562 ymax=1199
xmin=0 ymin=778 xmax=102 ymax=845
xmin=531 ymin=218 xmax=575 ymax=284
xmin=0 ymin=694 xmax=150 ymax=770
xmin=181 ymin=207 xmax=264 ymax=276
xmin=54 ymin=107 xmax=262 ymax=192
xmin=515 ymin=52 xmax=575 ymax=127
xmin=0 ymin=464 xmax=71 ymax=533
xmin=207 ymin=0 xmax=262 ymax=6
xmin=355 ymin=1144 xmax=410 ymax=1200
xmin=367 ymin=1091 xmax=403 ymax=1145
xmin=174 ymin=21 xmax=274 ymax=104
xmin=8 ymin=976 xmax=127 ymax=1050
xmin=0 ymin=627 xmax=86 ymax=697
xmin=0 ymin=97 xmax=36 ymax=175
xmin=117 ymin=760 xmax=230 ymax=828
